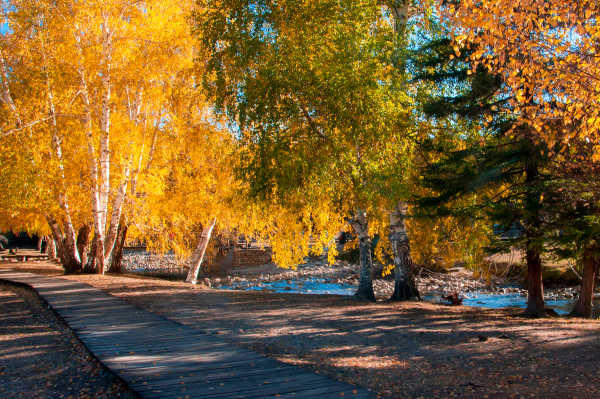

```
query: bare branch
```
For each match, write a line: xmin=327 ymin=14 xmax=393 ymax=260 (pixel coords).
xmin=298 ymin=101 xmax=328 ymax=141
xmin=1 ymin=116 xmax=54 ymax=136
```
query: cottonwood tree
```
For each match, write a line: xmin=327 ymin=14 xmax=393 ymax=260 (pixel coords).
xmin=445 ymin=0 xmax=600 ymax=156
xmin=193 ymin=0 xmax=421 ymax=300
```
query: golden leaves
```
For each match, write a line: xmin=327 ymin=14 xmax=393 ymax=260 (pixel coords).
xmin=444 ymin=0 xmax=600 ymax=158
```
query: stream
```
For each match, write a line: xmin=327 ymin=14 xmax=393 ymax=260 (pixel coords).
xmin=217 ymin=276 xmax=600 ymax=316
xmin=122 ymin=252 xmax=599 ymax=316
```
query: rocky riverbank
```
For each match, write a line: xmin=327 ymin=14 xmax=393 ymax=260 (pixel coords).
xmin=122 ymin=252 xmax=600 ymax=307
xmin=196 ymin=256 xmax=510 ymax=298
xmin=122 ymin=252 xmax=187 ymax=270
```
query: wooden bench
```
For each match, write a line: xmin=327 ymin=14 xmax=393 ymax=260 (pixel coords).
xmin=0 ymin=254 xmax=49 ymax=261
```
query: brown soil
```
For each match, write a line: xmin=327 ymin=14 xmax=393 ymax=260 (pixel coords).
xmin=2 ymin=260 xmax=600 ymax=399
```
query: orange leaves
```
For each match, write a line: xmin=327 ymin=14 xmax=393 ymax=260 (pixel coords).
xmin=444 ymin=0 xmax=600 ymax=157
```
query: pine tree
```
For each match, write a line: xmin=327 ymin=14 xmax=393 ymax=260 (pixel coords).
xmin=413 ymin=37 xmax=552 ymax=317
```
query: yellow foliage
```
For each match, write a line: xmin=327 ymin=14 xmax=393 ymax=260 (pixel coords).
xmin=445 ymin=0 xmax=600 ymax=157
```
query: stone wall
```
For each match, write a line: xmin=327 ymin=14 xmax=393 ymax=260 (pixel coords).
xmin=232 ymin=247 xmax=272 ymax=268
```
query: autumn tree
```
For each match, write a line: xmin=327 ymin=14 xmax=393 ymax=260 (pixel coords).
xmin=537 ymin=143 xmax=600 ymax=318
xmin=411 ymin=32 xmax=556 ymax=317
xmin=445 ymin=0 xmax=600 ymax=156
xmin=135 ymin=97 xmax=241 ymax=284
xmin=1 ymin=0 xmax=200 ymax=274
xmin=192 ymin=0 xmax=427 ymax=301
xmin=441 ymin=0 xmax=600 ymax=316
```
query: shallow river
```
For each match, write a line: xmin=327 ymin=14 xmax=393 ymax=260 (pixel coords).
xmin=123 ymin=268 xmax=598 ymax=316
xmin=218 ymin=277 xmax=600 ymax=316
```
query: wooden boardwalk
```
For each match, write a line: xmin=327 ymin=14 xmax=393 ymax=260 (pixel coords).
xmin=0 ymin=270 xmax=383 ymax=399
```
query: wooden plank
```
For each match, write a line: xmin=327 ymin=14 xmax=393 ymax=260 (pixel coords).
xmin=100 ymin=352 xmax=269 ymax=371
xmin=0 ymin=270 xmax=384 ymax=399
xmin=132 ymin=365 xmax=315 ymax=391
xmin=118 ymin=364 xmax=297 ymax=384
xmin=114 ymin=356 xmax=284 ymax=378
xmin=83 ymin=335 xmax=229 ymax=351
xmin=140 ymin=379 xmax=342 ymax=399
xmin=81 ymin=331 xmax=207 ymax=349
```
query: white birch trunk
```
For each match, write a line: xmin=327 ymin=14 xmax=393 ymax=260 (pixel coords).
xmin=389 ymin=0 xmax=409 ymax=33
xmin=48 ymin=238 xmax=57 ymax=260
xmin=104 ymin=85 xmax=142 ymax=263
xmin=43 ymin=52 xmax=81 ymax=273
xmin=186 ymin=218 xmax=217 ymax=284
xmin=99 ymin=22 xmax=114 ymax=233
xmin=0 ymin=50 xmax=22 ymax=130
xmin=350 ymin=210 xmax=375 ymax=301
xmin=145 ymin=128 xmax=158 ymax=172
xmin=130 ymin=87 xmax=145 ymax=196
xmin=41 ymin=46 xmax=81 ymax=272
xmin=46 ymin=214 xmax=81 ymax=274
xmin=75 ymin=37 xmax=104 ymax=272
xmin=108 ymin=221 xmax=128 ymax=274
xmin=103 ymin=166 xmax=130 ymax=260
xmin=48 ymin=220 xmax=63 ymax=249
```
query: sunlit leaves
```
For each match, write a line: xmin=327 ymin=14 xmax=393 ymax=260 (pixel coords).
xmin=444 ymin=0 xmax=600 ymax=158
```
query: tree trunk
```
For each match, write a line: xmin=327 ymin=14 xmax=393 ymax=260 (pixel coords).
xmin=351 ymin=210 xmax=376 ymax=301
xmin=82 ymin=240 xmax=96 ymax=273
xmin=186 ymin=218 xmax=217 ymax=284
xmin=41 ymin=236 xmax=48 ymax=254
xmin=389 ymin=202 xmax=420 ymax=301
xmin=47 ymin=238 xmax=56 ymax=260
xmin=524 ymin=239 xmax=545 ymax=317
xmin=75 ymin=45 xmax=105 ymax=275
xmin=595 ymin=258 xmax=599 ymax=293
xmin=390 ymin=0 xmax=409 ymax=34
xmin=92 ymin=235 xmax=105 ymax=274
xmin=36 ymin=236 xmax=43 ymax=251
xmin=43 ymin=57 xmax=80 ymax=273
xmin=0 ymin=52 xmax=23 ymax=129
xmin=108 ymin=222 xmax=128 ymax=274
xmin=46 ymin=215 xmax=82 ymax=274
xmin=99 ymin=21 xmax=114 ymax=236
xmin=76 ymin=224 xmax=91 ymax=266
xmin=570 ymin=244 xmax=597 ymax=318
xmin=103 ymin=174 xmax=129 ymax=260
xmin=523 ymin=156 xmax=545 ymax=317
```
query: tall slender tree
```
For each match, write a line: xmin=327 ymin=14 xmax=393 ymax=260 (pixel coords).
xmin=413 ymin=36 xmax=551 ymax=317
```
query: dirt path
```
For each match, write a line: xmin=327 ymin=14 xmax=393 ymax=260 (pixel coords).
xmin=3 ymin=261 xmax=600 ymax=399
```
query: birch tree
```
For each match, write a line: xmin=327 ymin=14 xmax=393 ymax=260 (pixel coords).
xmin=1 ymin=0 xmax=199 ymax=274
